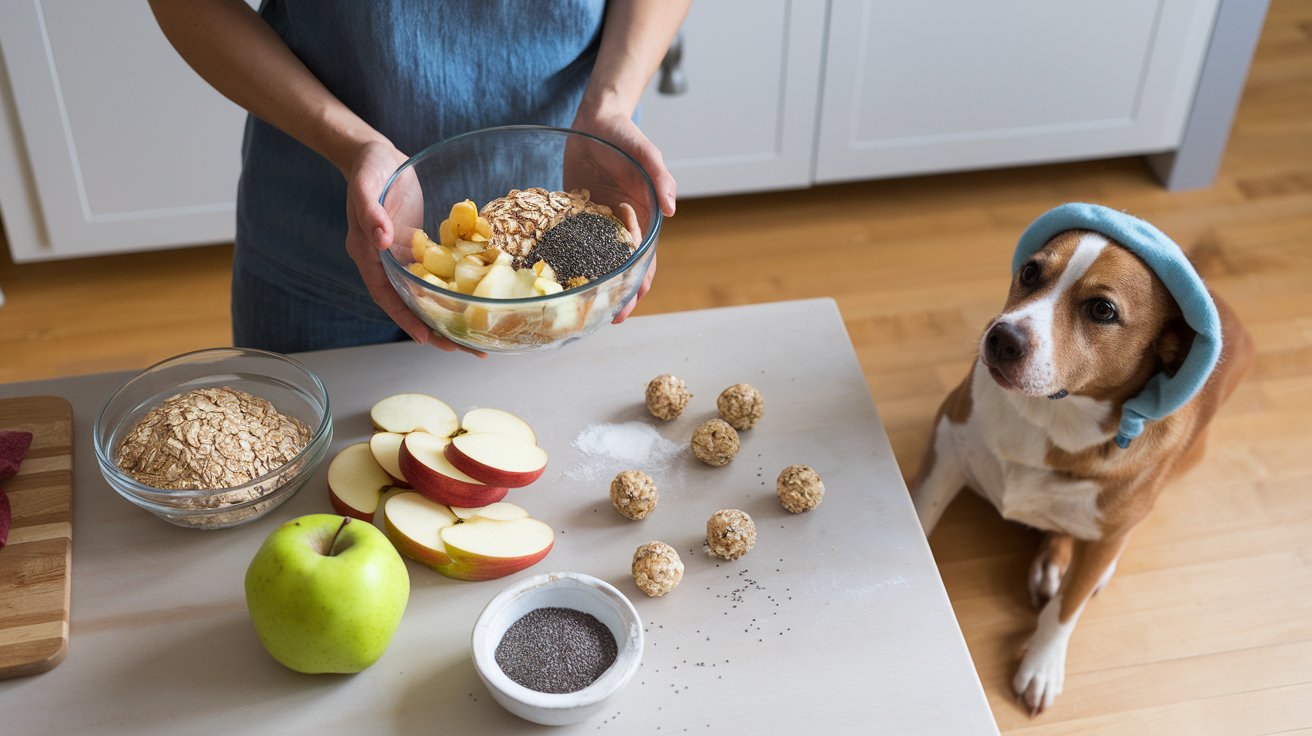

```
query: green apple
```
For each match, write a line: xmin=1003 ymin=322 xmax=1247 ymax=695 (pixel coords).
xmin=244 ymin=514 xmax=410 ymax=674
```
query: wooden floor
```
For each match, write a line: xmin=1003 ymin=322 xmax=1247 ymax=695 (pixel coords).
xmin=2 ymin=3 xmax=1310 ymax=733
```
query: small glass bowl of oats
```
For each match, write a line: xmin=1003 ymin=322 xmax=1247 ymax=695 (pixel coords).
xmin=93 ymin=348 xmax=332 ymax=530
xmin=379 ymin=125 xmax=661 ymax=354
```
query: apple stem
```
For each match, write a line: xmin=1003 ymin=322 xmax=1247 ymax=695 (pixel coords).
xmin=328 ymin=516 xmax=351 ymax=556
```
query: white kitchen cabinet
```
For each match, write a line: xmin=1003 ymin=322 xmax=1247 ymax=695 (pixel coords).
xmin=814 ymin=0 xmax=1221 ymax=182
xmin=0 ymin=0 xmax=247 ymax=263
xmin=635 ymin=0 xmax=827 ymax=198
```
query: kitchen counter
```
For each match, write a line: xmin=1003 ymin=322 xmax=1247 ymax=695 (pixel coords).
xmin=0 ymin=298 xmax=997 ymax=734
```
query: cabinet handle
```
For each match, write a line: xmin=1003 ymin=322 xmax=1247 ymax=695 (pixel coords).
xmin=658 ymin=32 xmax=687 ymax=96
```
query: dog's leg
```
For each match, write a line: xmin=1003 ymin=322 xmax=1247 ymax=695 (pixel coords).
xmin=908 ymin=416 xmax=966 ymax=536
xmin=1013 ymin=534 xmax=1128 ymax=715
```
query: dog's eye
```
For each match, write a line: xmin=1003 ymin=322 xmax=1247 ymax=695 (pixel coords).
xmin=1019 ymin=262 xmax=1041 ymax=287
xmin=1088 ymin=299 xmax=1118 ymax=323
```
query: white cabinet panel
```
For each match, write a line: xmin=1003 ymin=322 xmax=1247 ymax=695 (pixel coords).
xmin=814 ymin=0 xmax=1220 ymax=183
xmin=0 ymin=0 xmax=245 ymax=261
xmin=637 ymin=0 xmax=826 ymax=198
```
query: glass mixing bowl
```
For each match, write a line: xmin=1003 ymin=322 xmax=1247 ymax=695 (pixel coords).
xmin=379 ymin=125 xmax=661 ymax=354
xmin=94 ymin=348 xmax=332 ymax=530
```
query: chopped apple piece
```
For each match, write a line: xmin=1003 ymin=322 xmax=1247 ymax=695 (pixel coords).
xmin=369 ymin=393 xmax=459 ymax=436
xmin=407 ymin=263 xmax=429 ymax=279
xmin=472 ymin=263 xmax=518 ymax=299
xmin=474 ymin=215 xmax=492 ymax=239
xmin=400 ymin=431 xmax=508 ymax=507
xmin=411 ymin=229 xmax=436 ymax=264
xmin=531 ymin=260 xmax=557 ymax=282
xmin=454 ymin=256 xmax=492 ymax=293
xmin=460 ymin=407 xmax=537 ymax=445
xmin=382 ymin=492 xmax=553 ymax=581
xmin=438 ymin=219 xmax=457 ymax=247
xmin=534 ymin=277 xmax=563 ymax=296
xmin=423 ymin=244 xmax=457 ymax=279
xmin=449 ymin=501 xmax=530 ymax=522
xmin=327 ymin=442 xmax=395 ymax=522
xmin=446 ymin=432 xmax=548 ymax=488
xmin=368 ymin=431 xmax=408 ymax=485
xmin=449 ymin=199 xmax=478 ymax=239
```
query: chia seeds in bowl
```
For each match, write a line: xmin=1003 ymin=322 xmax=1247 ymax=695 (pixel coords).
xmin=521 ymin=213 xmax=634 ymax=286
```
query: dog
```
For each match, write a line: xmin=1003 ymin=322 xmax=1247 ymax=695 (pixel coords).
xmin=909 ymin=204 xmax=1253 ymax=715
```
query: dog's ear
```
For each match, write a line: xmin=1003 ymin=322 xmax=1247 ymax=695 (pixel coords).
xmin=1155 ymin=312 xmax=1196 ymax=377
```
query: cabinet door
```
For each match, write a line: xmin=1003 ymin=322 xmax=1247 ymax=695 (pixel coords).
xmin=813 ymin=0 xmax=1219 ymax=183
xmin=0 ymin=0 xmax=245 ymax=262
xmin=637 ymin=0 xmax=826 ymax=198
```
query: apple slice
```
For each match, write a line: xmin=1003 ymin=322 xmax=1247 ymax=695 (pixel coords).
xmin=382 ymin=492 xmax=457 ymax=570
xmin=446 ymin=433 xmax=548 ymax=488
xmin=370 ymin=393 xmax=459 ymax=437
xmin=368 ymin=432 xmax=409 ymax=486
xmin=327 ymin=443 xmax=395 ymax=522
xmin=459 ymin=407 xmax=537 ymax=445
xmin=450 ymin=501 xmax=530 ymax=522
xmin=399 ymin=432 xmax=508 ymax=508
xmin=382 ymin=493 xmax=553 ymax=581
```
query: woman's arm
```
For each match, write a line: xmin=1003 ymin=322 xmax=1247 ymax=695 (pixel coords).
xmin=575 ymin=0 xmax=690 ymax=219
xmin=148 ymin=0 xmax=385 ymax=173
xmin=572 ymin=0 xmax=690 ymax=321
xmin=149 ymin=0 xmax=472 ymax=352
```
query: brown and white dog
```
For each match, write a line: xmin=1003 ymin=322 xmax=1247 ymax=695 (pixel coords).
xmin=909 ymin=227 xmax=1253 ymax=714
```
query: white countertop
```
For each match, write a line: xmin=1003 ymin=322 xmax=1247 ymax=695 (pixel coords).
xmin=0 ymin=298 xmax=997 ymax=735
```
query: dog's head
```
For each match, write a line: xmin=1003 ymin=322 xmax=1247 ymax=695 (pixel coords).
xmin=980 ymin=230 xmax=1194 ymax=403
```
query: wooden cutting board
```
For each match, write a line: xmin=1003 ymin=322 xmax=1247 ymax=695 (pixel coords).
xmin=0 ymin=396 xmax=73 ymax=680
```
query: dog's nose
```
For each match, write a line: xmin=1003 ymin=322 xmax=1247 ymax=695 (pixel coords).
xmin=985 ymin=322 xmax=1027 ymax=364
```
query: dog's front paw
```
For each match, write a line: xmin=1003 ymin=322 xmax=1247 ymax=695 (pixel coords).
xmin=1012 ymin=641 xmax=1067 ymax=716
xmin=1028 ymin=534 xmax=1073 ymax=608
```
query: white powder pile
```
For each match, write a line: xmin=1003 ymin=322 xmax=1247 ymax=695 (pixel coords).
xmin=565 ymin=422 xmax=684 ymax=483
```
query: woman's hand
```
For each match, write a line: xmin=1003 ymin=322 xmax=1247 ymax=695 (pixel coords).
xmin=570 ymin=109 xmax=673 ymax=323
xmin=343 ymin=140 xmax=486 ymax=356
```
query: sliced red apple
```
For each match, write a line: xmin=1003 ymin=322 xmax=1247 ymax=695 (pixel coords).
xmin=450 ymin=501 xmax=530 ymax=522
xmin=446 ymin=433 xmax=547 ymax=488
xmin=370 ymin=393 xmax=459 ymax=437
xmin=399 ymin=431 xmax=508 ymax=508
xmin=382 ymin=492 xmax=553 ymax=581
xmin=369 ymin=431 xmax=408 ymax=486
xmin=382 ymin=492 xmax=457 ymax=569
xmin=459 ymin=407 xmax=537 ymax=445
xmin=326 ymin=442 xmax=394 ymax=522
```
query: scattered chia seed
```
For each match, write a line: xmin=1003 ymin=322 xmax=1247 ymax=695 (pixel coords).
xmin=495 ymin=607 xmax=618 ymax=694
xmin=526 ymin=213 xmax=632 ymax=283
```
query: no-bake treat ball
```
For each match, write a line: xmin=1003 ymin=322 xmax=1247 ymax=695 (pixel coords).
xmin=610 ymin=470 xmax=659 ymax=520
xmin=716 ymin=383 xmax=764 ymax=431
xmin=691 ymin=418 xmax=740 ymax=467
xmin=776 ymin=464 xmax=824 ymax=513
xmin=705 ymin=509 xmax=756 ymax=560
xmin=645 ymin=374 xmax=691 ymax=421
xmin=632 ymin=541 xmax=684 ymax=597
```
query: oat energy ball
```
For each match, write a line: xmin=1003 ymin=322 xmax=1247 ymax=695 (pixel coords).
xmin=610 ymin=470 xmax=658 ymax=520
xmin=705 ymin=509 xmax=756 ymax=560
xmin=777 ymin=465 xmax=824 ymax=513
xmin=716 ymin=383 xmax=764 ymax=431
xmin=645 ymin=374 xmax=691 ymax=421
xmin=691 ymin=418 xmax=739 ymax=467
xmin=632 ymin=541 xmax=684 ymax=597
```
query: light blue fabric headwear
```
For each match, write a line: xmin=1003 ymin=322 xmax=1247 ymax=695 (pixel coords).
xmin=1012 ymin=203 xmax=1223 ymax=449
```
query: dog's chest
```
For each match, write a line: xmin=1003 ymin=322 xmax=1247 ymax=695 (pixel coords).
xmin=955 ymin=367 xmax=1113 ymax=540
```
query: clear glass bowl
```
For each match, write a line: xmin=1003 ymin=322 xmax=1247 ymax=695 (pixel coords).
xmin=93 ymin=348 xmax=333 ymax=530
xmin=379 ymin=125 xmax=661 ymax=354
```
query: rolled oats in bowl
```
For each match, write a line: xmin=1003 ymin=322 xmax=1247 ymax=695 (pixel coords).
xmin=94 ymin=348 xmax=332 ymax=530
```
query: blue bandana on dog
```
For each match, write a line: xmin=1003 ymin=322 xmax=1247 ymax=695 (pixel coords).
xmin=1012 ymin=203 xmax=1222 ymax=449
